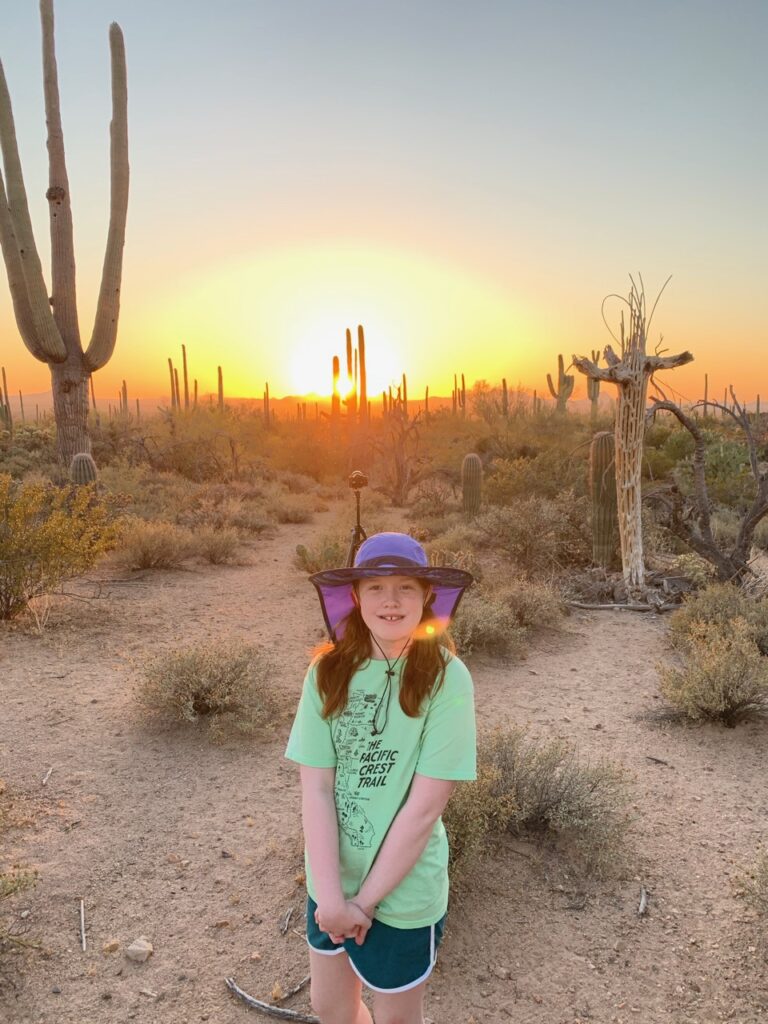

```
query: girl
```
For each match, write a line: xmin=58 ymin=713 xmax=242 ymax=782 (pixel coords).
xmin=286 ymin=532 xmax=476 ymax=1024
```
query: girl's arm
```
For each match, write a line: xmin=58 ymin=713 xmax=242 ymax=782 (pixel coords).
xmin=353 ymin=774 xmax=456 ymax=917
xmin=299 ymin=765 xmax=371 ymax=940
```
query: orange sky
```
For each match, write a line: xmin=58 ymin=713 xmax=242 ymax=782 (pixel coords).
xmin=1 ymin=2 xmax=766 ymax=410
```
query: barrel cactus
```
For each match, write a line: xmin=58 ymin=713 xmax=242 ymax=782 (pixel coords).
xmin=461 ymin=453 xmax=482 ymax=518
xmin=70 ymin=452 xmax=98 ymax=485
xmin=589 ymin=431 xmax=618 ymax=568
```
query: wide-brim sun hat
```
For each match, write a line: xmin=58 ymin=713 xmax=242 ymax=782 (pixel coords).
xmin=310 ymin=532 xmax=473 ymax=640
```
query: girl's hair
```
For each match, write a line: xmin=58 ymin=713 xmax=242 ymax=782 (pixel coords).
xmin=313 ymin=585 xmax=455 ymax=719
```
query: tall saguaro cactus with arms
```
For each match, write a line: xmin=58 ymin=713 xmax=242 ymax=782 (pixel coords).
xmin=0 ymin=0 xmax=129 ymax=466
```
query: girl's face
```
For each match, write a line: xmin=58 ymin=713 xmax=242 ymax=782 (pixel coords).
xmin=356 ymin=575 xmax=429 ymax=657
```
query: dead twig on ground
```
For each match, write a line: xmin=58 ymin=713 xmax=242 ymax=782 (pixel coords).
xmin=279 ymin=975 xmax=310 ymax=1001
xmin=42 ymin=767 xmax=53 ymax=786
xmin=79 ymin=899 xmax=86 ymax=951
xmin=225 ymin=978 xmax=319 ymax=1022
xmin=645 ymin=756 xmax=670 ymax=766
xmin=638 ymin=886 xmax=649 ymax=916
xmin=567 ymin=602 xmax=676 ymax=613
xmin=280 ymin=908 xmax=294 ymax=935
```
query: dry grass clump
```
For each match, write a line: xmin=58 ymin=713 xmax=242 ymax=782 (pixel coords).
xmin=113 ymin=520 xmax=195 ymax=570
xmin=409 ymin=478 xmax=456 ymax=520
xmin=136 ymin=642 xmax=278 ymax=738
xmin=444 ymin=728 xmax=633 ymax=883
xmin=267 ymin=494 xmax=315 ymax=524
xmin=668 ymin=583 xmax=768 ymax=654
xmin=428 ymin=546 xmax=483 ymax=581
xmin=193 ymin=527 xmax=243 ymax=565
xmin=451 ymin=589 xmax=526 ymax=658
xmin=743 ymin=849 xmax=768 ymax=914
xmin=659 ymin=619 xmax=768 ymax=727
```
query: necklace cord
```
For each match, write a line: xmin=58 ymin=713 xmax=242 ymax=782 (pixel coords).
xmin=370 ymin=634 xmax=411 ymax=736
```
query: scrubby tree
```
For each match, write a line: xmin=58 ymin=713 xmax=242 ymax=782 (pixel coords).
xmin=0 ymin=0 xmax=128 ymax=467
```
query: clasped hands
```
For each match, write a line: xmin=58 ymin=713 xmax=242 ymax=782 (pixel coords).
xmin=315 ymin=897 xmax=373 ymax=946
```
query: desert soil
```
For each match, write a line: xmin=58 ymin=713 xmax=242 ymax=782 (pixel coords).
xmin=1 ymin=501 xmax=767 ymax=1024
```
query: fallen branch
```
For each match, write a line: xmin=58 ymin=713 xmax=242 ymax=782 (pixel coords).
xmin=638 ymin=886 xmax=649 ymax=917
xmin=280 ymin=974 xmax=310 ymax=1002
xmin=225 ymin=978 xmax=319 ymax=1022
xmin=645 ymin=755 xmax=670 ymax=766
xmin=280 ymin=908 xmax=294 ymax=935
xmin=42 ymin=767 xmax=53 ymax=786
xmin=567 ymin=602 xmax=675 ymax=613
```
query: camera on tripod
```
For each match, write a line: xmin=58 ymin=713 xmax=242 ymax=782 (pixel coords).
xmin=346 ymin=470 xmax=368 ymax=565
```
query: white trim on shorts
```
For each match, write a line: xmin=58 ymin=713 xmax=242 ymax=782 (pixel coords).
xmin=308 ymin=923 xmax=438 ymax=994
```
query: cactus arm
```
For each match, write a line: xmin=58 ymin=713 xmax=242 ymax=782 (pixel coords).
xmin=0 ymin=171 xmax=49 ymax=361
xmin=40 ymin=0 xmax=80 ymax=343
xmin=0 ymin=58 xmax=67 ymax=361
xmin=84 ymin=23 xmax=128 ymax=372
xmin=546 ymin=372 xmax=558 ymax=399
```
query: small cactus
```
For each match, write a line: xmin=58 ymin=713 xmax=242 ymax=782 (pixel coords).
xmin=70 ymin=452 xmax=98 ymax=485
xmin=589 ymin=431 xmax=618 ymax=568
xmin=461 ymin=453 xmax=482 ymax=518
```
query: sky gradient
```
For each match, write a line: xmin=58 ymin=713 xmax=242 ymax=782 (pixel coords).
xmin=1 ymin=0 xmax=766 ymax=408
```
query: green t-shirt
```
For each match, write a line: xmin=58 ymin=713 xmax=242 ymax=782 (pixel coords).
xmin=285 ymin=652 xmax=476 ymax=928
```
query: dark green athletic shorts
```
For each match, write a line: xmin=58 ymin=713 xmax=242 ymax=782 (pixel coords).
xmin=306 ymin=896 xmax=446 ymax=993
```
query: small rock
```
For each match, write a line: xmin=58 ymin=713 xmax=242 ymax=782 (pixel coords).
xmin=126 ymin=937 xmax=153 ymax=962
xmin=52 ymin=986 xmax=61 ymax=995
xmin=20 ymin=909 xmax=30 ymax=920
xmin=221 ymin=850 xmax=233 ymax=859
xmin=101 ymin=993 xmax=112 ymax=1001
xmin=492 ymin=966 xmax=511 ymax=980
xmin=102 ymin=939 xmax=120 ymax=954
xmin=166 ymin=852 xmax=182 ymax=864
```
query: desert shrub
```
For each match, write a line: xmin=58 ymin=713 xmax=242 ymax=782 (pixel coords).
xmin=0 ymin=423 xmax=59 ymax=479
xmin=278 ymin=471 xmax=318 ymax=494
xmin=443 ymin=761 xmax=515 ymax=883
xmin=268 ymin=495 xmax=315 ymax=524
xmin=485 ymin=449 xmax=586 ymax=504
xmin=113 ymin=519 xmax=195 ymax=570
xmin=0 ymin=474 xmax=120 ymax=620
xmin=496 ymin=580 xmax=565 ymax=632
xmin=743 ymin=849 xmax=768 ymax=914
xmin=409 ymin=478 xmax=456 ymax=520
xmin=668 ymin=583 xmax=768 ymax=654
xmin=136 ymin=641 xmax=278 ymax=737
xmin=295 ymin=533 xmax=348 ymax=573
xmin=486 ymin=727 xmax=632 ymax=875
xmin=99 ymin=462 xmax=199 ymax=521
xmin=451 ymin=589 xmax=526 ymax=657
xmin=193 ymin=527 xmax=242 ymax=565
xmin=428 ymin=546 xmax=483 ymax=582
xmin=659 ymin=618 xmax=768 ymax=726
xmin=667 ymin=552 xmax=717 ymax=588
xmin=475 ymin=492 xmax=591 ymax=573
xmin=425 ymin=521 xmax=483 ymax=551
xmin=674 ymin=435 xmax=755 ymax=510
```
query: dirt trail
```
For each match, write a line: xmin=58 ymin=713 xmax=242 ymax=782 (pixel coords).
xmin=1 ymin=508 xmax=767 ymax=1024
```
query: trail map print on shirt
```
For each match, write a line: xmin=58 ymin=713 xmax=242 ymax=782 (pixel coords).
xmin=332 ymin=691 xmax=401 ymax=849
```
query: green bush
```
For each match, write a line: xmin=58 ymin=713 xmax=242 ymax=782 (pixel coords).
xmin=659 ymin=618 xmax=768 ymax=726
xmin=485 ymin=449 xmax=586 ymax=504
xmin=443 ymin=761 xmax=515 ymax=883
xmin=409 ymin=478 xmax=456 ymax=520
xmin=113 ymin=519 xmax=195 ymax=570
xmin=475 ymin=492 xmax=591 ymax=573
xmin=451 ymin=589 xmax=526 ymax=657
xmin=0 ymin=474 xmax=120 ymax=620
xmin=136 ymin=642 xmax=278 ymax=737
xmin=668 ymin=583 xmax=768 ymax=654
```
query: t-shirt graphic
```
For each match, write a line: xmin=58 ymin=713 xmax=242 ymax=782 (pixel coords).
xmin=333 ymin=693 xmax=378 ymax=848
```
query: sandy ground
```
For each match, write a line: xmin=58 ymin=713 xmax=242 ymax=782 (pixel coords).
xmin=1 ymin=503 xmax=767 ymax=1024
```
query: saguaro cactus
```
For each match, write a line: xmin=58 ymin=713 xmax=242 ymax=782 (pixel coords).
xmin=461 ymin=453 xmax=482 ymax=518
xmin=357 ymin=325 xmax=368 ymax=426
xmin=586 ymin=350 xmax=601 ymax=421
xmin=574 ymin=277 xmax=693 ymax=588
xmin=589 ymin=431 xmax=618 ymax=568
xmin=70 ymin=451 xmax=98 ymax=485
xmin=0 ymin=0 xmax=128 ymax=466
xmin=546 ymin=355 xmax=574 ymax=413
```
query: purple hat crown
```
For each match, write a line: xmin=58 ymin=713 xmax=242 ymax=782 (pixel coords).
xmin=353 ymin=533 xmax=428 ymax=571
